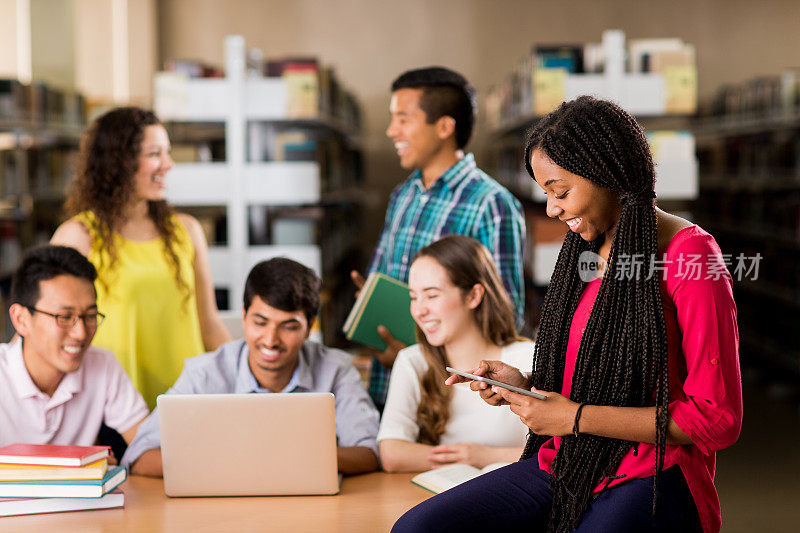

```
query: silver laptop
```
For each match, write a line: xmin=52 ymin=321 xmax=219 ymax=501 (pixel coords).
xmin=157 ymin=393 xmax=339 ymax=497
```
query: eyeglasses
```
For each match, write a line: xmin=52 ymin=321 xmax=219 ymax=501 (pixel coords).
xmin=27 ymin=307 xmax=106 ymax=329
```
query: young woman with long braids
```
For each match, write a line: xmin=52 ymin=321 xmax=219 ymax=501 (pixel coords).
xmin=51 ymin=107 xmax=231 ymax=408
xmin=393 ymin=96 xmax=742 ymax=533
xmin=378 ymin=235 xmax=532 ymax=472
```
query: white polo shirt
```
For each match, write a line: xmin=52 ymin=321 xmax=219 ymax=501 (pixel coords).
xmin=0 ymin=339 xmax=149 ymax=447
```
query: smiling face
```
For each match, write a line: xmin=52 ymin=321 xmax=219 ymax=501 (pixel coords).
xmin=243 ymin=296 xmax=310 ymax=390
xmin=133 ymin=124 xmax=173 ymax=202
xmin=386 ymin=88 xmax=451 ymax=172
xmin=14 ymin=275 xmax=98 ymax=378
xmin=408 ymin=256 xmax=482 ymax=348
xmin=530 ymin=148 xmax=621 ymax=243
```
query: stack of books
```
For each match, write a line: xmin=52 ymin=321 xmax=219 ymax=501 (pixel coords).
xmin=0 ymin=443 xmax=127 ymax=517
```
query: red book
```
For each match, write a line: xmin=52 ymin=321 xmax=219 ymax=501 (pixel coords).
xmin=0 ymin=444 xmax=110 ymax=467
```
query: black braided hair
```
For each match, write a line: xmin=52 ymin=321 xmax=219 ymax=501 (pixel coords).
xmin=520 ymin=96 xmax=668 ymax=532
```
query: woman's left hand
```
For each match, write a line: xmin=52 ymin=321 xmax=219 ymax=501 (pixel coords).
xmin=492 ymin=386 xmax=578 ymax=437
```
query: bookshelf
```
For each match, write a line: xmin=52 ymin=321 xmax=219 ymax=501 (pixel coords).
xmin=0 ymin=82 xmax=86 ymax=340
xmin=154 ymin=35 xmax=364 ymax=344
xmin=692 ymin=69 xmax=800 ymax=376
xmin=484 ymin=30 xmax=699 ymax=331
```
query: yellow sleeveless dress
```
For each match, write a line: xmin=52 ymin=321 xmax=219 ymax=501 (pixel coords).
xmin=75 ymin=211 xmax=205 ymax=409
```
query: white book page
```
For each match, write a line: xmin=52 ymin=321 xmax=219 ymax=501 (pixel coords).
xmin=412 ymin=464 xmax=481 ymax=493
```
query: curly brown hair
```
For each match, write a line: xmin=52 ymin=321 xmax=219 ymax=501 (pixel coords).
xmin=65 ymin=106 xmax=188 ymax=300
xmin=412 ymin=235 xmax=525 ymax=445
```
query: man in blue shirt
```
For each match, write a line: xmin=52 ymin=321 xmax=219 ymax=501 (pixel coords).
xmin=123 ymin=258 xmax=380 ymax=475
xmin=352 ymin=67 xmax=525 ymax=410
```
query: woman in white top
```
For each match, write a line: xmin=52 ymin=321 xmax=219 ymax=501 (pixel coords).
xmin=378 ymin=235 xmax=533 ymax=472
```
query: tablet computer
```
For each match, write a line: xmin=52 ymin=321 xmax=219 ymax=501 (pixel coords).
xmin=445 ymin=367 xmax=547 ymax=400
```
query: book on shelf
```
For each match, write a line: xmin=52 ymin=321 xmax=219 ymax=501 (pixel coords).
xmin=0 ymin=79 xmax=86 ymax=124
xmin=264 ymin=57 xmax=318 ymax=77
xmin=342 ymin=272 xmax=416 ymax=351
xmin=0 ymin=459 xmax=108 ymax=482
xmin=485 ymin=31 xmax=700 ymax=129
xmin=411 ymin=462 xmax=510 ymax=494
xmin=284 ymin=62 xmax=320 ymax=119
xmin=274 ymin=131 xmax=314 ymax=161
xmin=164 ymin=58 xmax=223 ymax=78
xmin=0 ymin=465 xmax=126 ymax=498
xmin=627 ymin=38 xmax=694 ymax=73
xmin=0 ymin=489 xmax=123 ymax=517
xmin=535 ymin=45 xmax=584 ymax=73
xmin=0 ymin=444 xmax=110 ymax=467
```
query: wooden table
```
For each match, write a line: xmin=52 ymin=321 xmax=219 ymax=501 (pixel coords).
xmin=1 ymin=473 xmax=433 ymax=532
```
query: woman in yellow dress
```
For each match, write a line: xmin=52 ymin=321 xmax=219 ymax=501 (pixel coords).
xmin=52 ymin=107 xmax=231 ymax=408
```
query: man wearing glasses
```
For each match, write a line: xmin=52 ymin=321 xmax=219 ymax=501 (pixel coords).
xmin=0 ymin=245 xmax=148 ymax=447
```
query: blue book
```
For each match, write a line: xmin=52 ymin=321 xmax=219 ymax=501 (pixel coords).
xmin=0 ymin=465 xmax=126 ymax=498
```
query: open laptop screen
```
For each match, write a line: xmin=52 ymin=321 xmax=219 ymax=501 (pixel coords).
xmin=158 ymin=393 xmax=338 ymax=496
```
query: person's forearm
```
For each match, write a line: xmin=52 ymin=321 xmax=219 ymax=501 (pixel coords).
xmin=130 ymin=449 xmax=164 ymax=477
xmin=375 ymin=350 xmax=397 ymax=369
xmin=578 ymin=405 xmax=692 ymax=446
xmin=337 ymin=446 xmax=379 ymax=475
xmin=201 ymin=315 xmax=232 ymax=351
xmin=378 ymin=439 xmax=434 ymax=472
xmin=120 ymin=419 xmax=145 ymax=445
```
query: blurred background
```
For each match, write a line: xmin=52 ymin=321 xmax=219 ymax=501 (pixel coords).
xmin=0 ymin=1 xmax=798 ymax=530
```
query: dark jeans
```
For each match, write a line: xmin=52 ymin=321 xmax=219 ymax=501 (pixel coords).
xmin=392 ymin=456 xmax=702 ymax=533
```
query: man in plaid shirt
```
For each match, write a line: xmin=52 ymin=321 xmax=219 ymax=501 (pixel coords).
xmin=352 ymin=67 xmax=525 ymax=411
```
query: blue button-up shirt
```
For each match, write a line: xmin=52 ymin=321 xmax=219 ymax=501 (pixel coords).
xmin=121 ymin=339 xmax=379 ymax=467
xmin=366 ymin=153 xmax=526 ymax=407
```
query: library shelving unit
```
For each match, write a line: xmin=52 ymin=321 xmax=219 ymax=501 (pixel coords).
xmin=484 ymin=30 xmax=698 ymax=331
xmin=0 ymin=82 xmax=86 ymax=339
xmin=691 ymin=73 xmax=800 ymax=376
xmin=154 ymin=35 xmax=364 ymax=344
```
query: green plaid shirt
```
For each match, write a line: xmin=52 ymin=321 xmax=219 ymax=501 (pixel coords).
xmin=366 ymin=153 xmax=525 ymax=408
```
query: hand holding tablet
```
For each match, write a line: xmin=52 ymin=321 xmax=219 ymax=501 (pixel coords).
xmin=445 ymin=367 xmax=547 ymax=400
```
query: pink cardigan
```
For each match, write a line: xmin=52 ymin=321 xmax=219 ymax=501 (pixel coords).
xmin=538 ymin=225 xmax=743 ymax=533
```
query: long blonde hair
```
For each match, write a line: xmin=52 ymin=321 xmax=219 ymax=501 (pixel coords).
xmin=412 ymin=235 xmax=525 ymax=445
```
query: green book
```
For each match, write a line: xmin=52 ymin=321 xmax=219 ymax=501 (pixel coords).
xmin=343 ymin=273 xmax=416 ymax=351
